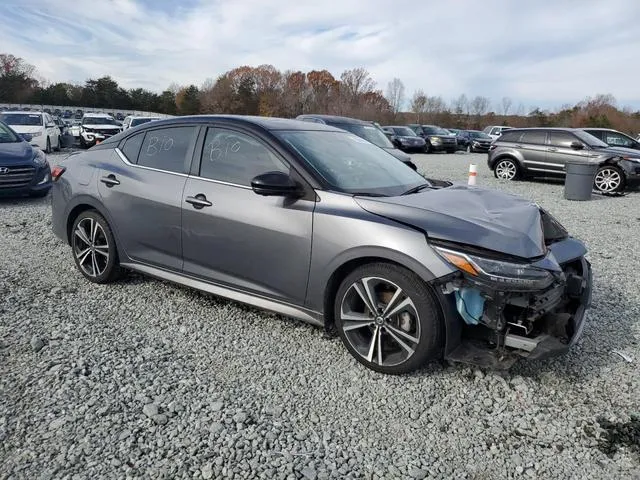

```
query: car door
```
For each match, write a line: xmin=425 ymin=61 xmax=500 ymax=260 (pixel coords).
xmin=517 ymin=130 xmax=549 ymax=172
xmin=181 ymin=125 xmax=314 ymax=304
xmin=546 ymin=131 xmax=588 ymax=174
xmin=97 ymin=125 xmax=199 ymax=270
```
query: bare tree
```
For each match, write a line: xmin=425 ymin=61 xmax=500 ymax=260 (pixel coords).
xmin=501 ymin=96 xmax=512 ymax=116
xmin=340 ymin=67 xmax=376 ymax=104
xmin=452 ymin=94 xmax=468 ymax=116
xmin=385 ymin=78 xmax=405 ymax=116
xmin=515 ymin=102 xmax=526 ymax=116
xmin=470 ymin=96 xmax=490 ymax=116
xmin=410 ymin=89 xmax=427 ymax=123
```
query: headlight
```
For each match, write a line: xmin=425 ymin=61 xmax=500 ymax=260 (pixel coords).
xmin=30 ymin=131 xmax=42 ymax=137
xmin=430 ymin=136 xmax=441 ymax=143
xmin=32 ymin=150 xmax=47 ymax=166
xmin=623 ymin=156 xmax=640 ymax=163
xmin=434 ymin=246 xmax=555 ymax=290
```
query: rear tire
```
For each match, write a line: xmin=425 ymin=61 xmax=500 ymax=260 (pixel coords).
xmin=54 ymin=136 xmax=62 ymax=151
xmin=334 ymin=262 xmax=443 ymax=374
xmin=71 ymin=210 xmax=122 ymax=284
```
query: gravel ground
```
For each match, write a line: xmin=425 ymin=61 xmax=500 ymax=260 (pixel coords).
xmin=1 ymin=151 xmax=639 ymax=480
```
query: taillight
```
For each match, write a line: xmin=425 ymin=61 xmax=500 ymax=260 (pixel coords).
xmin=51 ymin=166 xmax=66 ymax=181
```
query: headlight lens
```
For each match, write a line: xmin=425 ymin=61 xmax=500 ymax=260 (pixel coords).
xmin=430 ymin=136 xmax=441 ymax=143
xmin=434 ymin=246 xmax=555 ymax=290
xmin=32 ymin=150 xmax=47 ymax=166
xmin=623 ymin=156 xmax=640 ymax=163
xmin=30 ymin=131 xmax=42 ymax=137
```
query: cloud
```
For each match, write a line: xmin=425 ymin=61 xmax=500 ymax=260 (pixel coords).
xmin=1 ymin=0 xmax=639 ymax=109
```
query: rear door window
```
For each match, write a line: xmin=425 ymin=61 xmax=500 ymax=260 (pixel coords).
xmin=548 ymin=132 xmax=578 ymax=148
xmin=137 ymin=126 xmax=198 ymax=174
xmin=520 ymin=130 xmax=547 ymax=145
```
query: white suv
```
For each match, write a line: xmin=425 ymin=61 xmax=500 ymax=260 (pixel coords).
xmin=122 ymin=115 xmax=161 ymax=130
xmin=483 ymin=125 xmax=513 ymax=140
xmin=0 ymin=111 xmax=61 ymax=152
xmin=78 ymin=113 xmax=122 ymax=148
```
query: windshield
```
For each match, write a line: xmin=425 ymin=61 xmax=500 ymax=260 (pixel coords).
xmin=332 ymin=123 xmax=394 ymax=148
xmin=131 ymin=118 xmax=159 ymax=127
xmin=83 ymin=117 xmax=118 ymax=125
xmin=422 ymin=126 xmax=449 ymax=135
xmin=0 ymin=113 xmax=43 ymax=126
xmin=0 ymin=121 xmax=20 ymax=143
xmin=469 ymin=131 xmax=492 ymax=139
xmin=392 ymin=127 xmax=417 ymax=137
xmin=573 ymin=130 xmax=609 ymax=148
xmin=278 ymin=130 xmax=426 ymax=196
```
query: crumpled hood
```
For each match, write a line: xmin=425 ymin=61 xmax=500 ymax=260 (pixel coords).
xmin=355 ymin=184 xmax=546 ymax=259
xmin=83 ymin=124 xmax=120 ymax=130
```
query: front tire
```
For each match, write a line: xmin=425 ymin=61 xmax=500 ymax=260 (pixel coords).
xmin=594 ymin=165 xmax=625 ymax=193
xmin=466 ymin=144 xmax=473 ymax=153
xmin=334 ymin=263 xmax=443 ymax=374
xmin=71 ymin=211 xmax=121 ymax=284
xmin=54 ymin=136 xmax=62 ymax=151
xmin=45 ymin=137 xmax=51 ymax=154
xmin=494 ymin=158 xmax=520 ymax=180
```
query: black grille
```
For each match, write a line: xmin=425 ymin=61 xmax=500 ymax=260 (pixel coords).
xmin=443 ymin=138 xmax=456 ymax=144
xmin=0 ymin=166 xmax=35 ymax=189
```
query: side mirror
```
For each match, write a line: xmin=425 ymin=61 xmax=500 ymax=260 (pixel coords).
xmin=20 ymin=133 xmax=32 ymax=142
xmin=570 ymin=141 xmax=584 ymax=150
xmin=251 ymin=171 xmax=302 ymax=197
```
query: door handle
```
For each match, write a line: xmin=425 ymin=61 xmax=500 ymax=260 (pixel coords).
xmin=514 ymin=144 xmax=522 ymax=148
xmin=547 ymin=147 xmax=558 ymax=152
xmin=100 ymin=174 xmax=120 ymax=187
xmin=185 ymin=194 xmax=212 ymax=209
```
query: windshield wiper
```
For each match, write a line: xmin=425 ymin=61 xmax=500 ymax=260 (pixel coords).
xmin=401 ymin=183 xmax=432 ymax=195
xmin=351 ymin=192 xmax=388 ymax=197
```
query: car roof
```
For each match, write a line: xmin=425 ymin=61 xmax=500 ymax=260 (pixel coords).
xmin=296 ymin=114 xmax=372 ymax=125
xmin=131 ymin=115 xmax=345 ymax=132
xmin=580 ymin=127 xmax=620 ymax=132
xmin=384 ymin=125 xmax=412 ymax=129
xmin=2 ymin=110 xmax=44 ymax=114
xmin=84 ymin=113 xmax=114 ymax=118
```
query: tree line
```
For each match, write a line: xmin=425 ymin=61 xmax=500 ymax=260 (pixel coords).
xmin=1 ymin=53 xmax=639 ymax=134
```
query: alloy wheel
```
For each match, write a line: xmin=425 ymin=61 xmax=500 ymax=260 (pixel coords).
xmin=495 ymin=160 xmax=517 ymax=180
xmin=73 ymin=217 xmax=110 ymax=277
xmin=340 ymin=277 xmax=421 ymax=367
xmin=594 ymin=167 xmax=622 ymax=193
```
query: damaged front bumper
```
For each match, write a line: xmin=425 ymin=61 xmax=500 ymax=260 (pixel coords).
xmin=438 ymin=238 xmax=593 ymax=369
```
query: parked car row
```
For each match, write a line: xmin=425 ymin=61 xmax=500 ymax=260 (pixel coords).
xmin=487 ymin=127 xmax=640 ymax=193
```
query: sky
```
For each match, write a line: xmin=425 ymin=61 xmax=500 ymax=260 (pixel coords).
xmin=1 ymin=0 xmax=640 ymax=111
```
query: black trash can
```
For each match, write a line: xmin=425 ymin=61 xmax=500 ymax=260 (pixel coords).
xmin=564 ymin=159 xmax=598 ymax=201
xmin=60 ymin=134 xmax=75 ymax=148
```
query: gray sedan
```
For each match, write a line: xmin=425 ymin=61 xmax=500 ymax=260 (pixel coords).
xmin=50 ymin=116 xmax=592 ymax=374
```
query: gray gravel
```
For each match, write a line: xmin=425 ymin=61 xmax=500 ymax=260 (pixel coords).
xmin=1 ymin=151 xmax=639 ymax=479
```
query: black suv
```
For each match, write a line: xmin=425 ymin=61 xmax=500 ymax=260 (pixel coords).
xmin=488 ymin=128 xmax=640 ymax=193
xmin=296 ymin=114 xmax=417 ymax=170
xmin=407 ymin=124 xmax=457 ymax=153
xmin=581 ymin=128 xmax=640 ymax=151
xmin=455 ymin=130 xmax=493 ymax=153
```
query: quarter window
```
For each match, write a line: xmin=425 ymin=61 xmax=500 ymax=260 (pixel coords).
xmin=199 ymin=128 xmax=289 ymax=186
xmin=548 ymin=132 xmax=577 ymax=148
xmin=120 ymin=133 xmax=145 ymax=163
xmin=520 ymin=131 xmax=547 ymax=145
xmin=498 ymin=131 xmax=521 ymax=142
xmin=137 ymin=126 xmax=198 ymax=174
